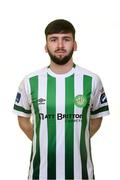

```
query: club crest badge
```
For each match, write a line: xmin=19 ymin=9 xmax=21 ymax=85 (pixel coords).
xmin=74 ymin=95 xmax=87 ymax=108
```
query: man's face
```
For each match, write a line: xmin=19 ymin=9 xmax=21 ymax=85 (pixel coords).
xmin=45 ymin=33 xmax=77 ymax=65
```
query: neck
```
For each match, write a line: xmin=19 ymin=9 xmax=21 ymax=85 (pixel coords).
xmin=49 ymin=59 xmax=74 ymax=74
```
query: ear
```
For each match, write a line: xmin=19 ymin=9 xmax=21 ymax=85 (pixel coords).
xmin=73 ymin=41 xmax=77 ymax=51
xmin=45 ymin=44 xmax=48 ymax=52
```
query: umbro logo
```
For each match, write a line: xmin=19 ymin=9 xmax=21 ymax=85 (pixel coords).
xmin=38 ymin=98 xmax=46 ymax=105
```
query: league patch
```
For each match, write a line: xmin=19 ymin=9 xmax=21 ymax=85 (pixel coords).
xmin=15 ymin=92 xmax=21 ymax=103
xmin=100 ymin=93 xmax=107 ymax=104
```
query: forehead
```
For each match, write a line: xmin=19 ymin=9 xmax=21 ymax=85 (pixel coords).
xmin=47 ymin=33 xmax=73 ymax=39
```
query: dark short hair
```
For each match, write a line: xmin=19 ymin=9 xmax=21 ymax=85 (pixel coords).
xmin=45 ymin=19 xmax=75 ymax=40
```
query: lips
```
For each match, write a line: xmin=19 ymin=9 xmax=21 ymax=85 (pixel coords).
xmin=55 ymin=49 xmax=66 ymax=53
xmin=56 ymin=51 xmax=65 ymax=53
xmin=55 ymin=50 xmax=66 ymax=54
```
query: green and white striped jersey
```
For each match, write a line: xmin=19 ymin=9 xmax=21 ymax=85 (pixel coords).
xmin=13 ymin=64 xmax=109 ymax=180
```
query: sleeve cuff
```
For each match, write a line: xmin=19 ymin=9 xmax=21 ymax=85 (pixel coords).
xmin=90 ymin=111 xmax=110 ymax=119
xmin=12 ymin=109 xmax=31 ymax=118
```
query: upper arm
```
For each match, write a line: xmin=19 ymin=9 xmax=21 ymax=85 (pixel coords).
xmin=18 ymin=116 xmax=31 ymax=129
xmin=89 ymin=117 xmax=103 ymax=137
xmin=90 ymin=117 xmax=102 ymax=130
xmin=17 ymin=116 xmax=33 ymax=140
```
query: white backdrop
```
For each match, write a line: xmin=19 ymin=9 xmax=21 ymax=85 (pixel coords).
xmin=0 ymin=0 xmax=120 ymax=179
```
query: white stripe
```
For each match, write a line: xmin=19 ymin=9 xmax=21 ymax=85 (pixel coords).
xmin=28 ymin=108 xmax=37 ymax=179
xmin=39 ymin=74 xmax=48 ymax=179
xmin=56 ymin=77 xmax=65 ymax=179
xmin=74 ymin=73 xmax=83 ymax=179
xmin=86 ymin=109 xmax=94 ymax=179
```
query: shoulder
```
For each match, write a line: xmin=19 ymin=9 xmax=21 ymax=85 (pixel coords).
xmin=75 ymin=65 xmax=101 ymax=82
xmin=75 ymin=65 xmax=97 ymax=77
xmin=23 ymin=67 xmax=47 ymax=81
xmin=19 ymin=67 xmax=47 ymax=91
xmin=75 ymin=65 xmax=103 ymax=92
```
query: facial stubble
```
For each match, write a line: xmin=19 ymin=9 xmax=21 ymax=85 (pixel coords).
xmin=47 ymin=47 xmax=74 ymax=65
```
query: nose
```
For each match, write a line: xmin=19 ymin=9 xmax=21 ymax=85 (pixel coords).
xmin=57 ymin=39 xmax=64 ymax=48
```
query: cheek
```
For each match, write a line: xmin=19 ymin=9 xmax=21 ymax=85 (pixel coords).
xmin=66 ymin=44 xmax=74 ymax=51
xmin=46 ymin=45 xmax=56 ymax=54
xmin=48 ymin=45 xmax=57 ymax=53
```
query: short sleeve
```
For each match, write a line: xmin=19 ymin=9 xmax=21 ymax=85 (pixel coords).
xmin=13 ymin=78 xmax=31 ymax=117
xmin=90 ymin=76 xmax=110 ymax=119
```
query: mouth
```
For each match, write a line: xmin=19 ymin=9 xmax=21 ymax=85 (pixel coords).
xmin=55 ymin=50 xmax=66 ymax=55
xmin=56 ymin=51 xmax=65 ymax=54
xmin=55 ymin=49 xmax=66 ymax=53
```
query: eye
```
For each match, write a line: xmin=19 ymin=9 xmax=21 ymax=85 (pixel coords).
xmin=64 ymin=38 xmax=71 ymax=42
xmin=50 ymin=38 xmax=57 ymax=42
xmin=51 ymin=39 xmax=56 ymax=42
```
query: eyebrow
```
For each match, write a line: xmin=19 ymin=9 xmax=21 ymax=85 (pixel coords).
xmin=48 ymin=36 xmax=72 ymax=40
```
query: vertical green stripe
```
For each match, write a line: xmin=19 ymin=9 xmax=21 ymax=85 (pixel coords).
xmin=29 ymin=76 xmax=40 ymax=180
xmin=47 ymin=74 xmax=56 ymax=179
xmin=65 ymin=74 xmax=74 ymax=179
xmin=80 ymin=75 xmax=92 ymax=179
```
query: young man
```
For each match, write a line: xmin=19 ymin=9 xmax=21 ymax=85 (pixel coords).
xmin=13 ymin=19 xmax=109 ymax=180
